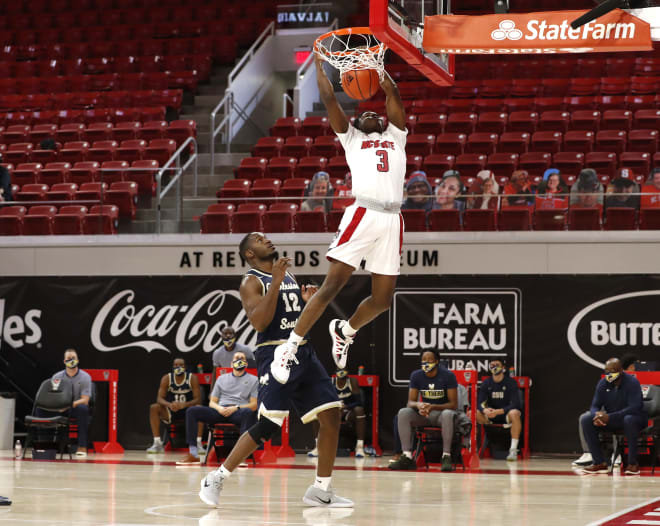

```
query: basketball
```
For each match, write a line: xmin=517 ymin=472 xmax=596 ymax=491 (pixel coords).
xmin=341 ymin=69 xmax=380 ymax=100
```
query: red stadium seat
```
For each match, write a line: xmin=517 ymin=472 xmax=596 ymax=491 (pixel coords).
xmin=167 ymin=119 xmax=196 ymax=146
xmin=234 ymin=157 xmax=268 ymax=182
xmin=326 ymin=156 xmax=349 ymax=178
xmin=534 ymin=208 xmax=567 ymax=230
xmin=60 ymin=141 xmax=90 ymax=164
xmin=585 ymin=152 xmax=618 ymax=178
xmin=270 ymin=117 xmax=301 ymax=139
xmin=116 ymin=140 xmax=147 ymax=162
xmin=466 ymin=133 xmax=498 ymax=154
xmin=407 ymin=134 xmax=436 ymax=156
xmin=498 ymin=132 xmax=530 ymax=154
xmin=85 ymin=122 xmax=114 ymax=142
xmin=53 ymin=205 xmax=88 ymax=235
xmin=414 ymin=114 xmax=446 ymax=135
xmin=570 ymin=110 xmax=601 ymax=132
xmin=423 ymin=154 xmax=455 ymax=178
xmin=113 ymin=122 xmax=142 ymax=142
xmin=463 ymin=209 xmax=496 ymax=231
xmin=280 ymin=178 xmax=310 ymax=206
xmin=12 ymin=163 xmax=43 ymax=186
xmin=84 ymin=204 xmax=119 ymax=235
xmin=106 ymin=181 xmax=138 ymax=218
xmin=297 ymin=156 xmax=328 ymax=179
xmin=144 ymin=139 xmax=176 ymax=166
xmin=619 ymin=152 xmax=650 ymax=178
xmin=233 ymin=209 xmax=265 ymax=233
xmin=70 ymin=161 xmax=100 ymax=185
xmin=628 ymin=130 xmax=659 ymax=154
xmin=530 ymin=131 xmax=562 ymax=154
xmin=595 ymin=130 xmax=627 ymax=154
xmin=40 ymin=162 xmax=71 ymax=186
xmin=568 ymin=207 xmax=601 ymax=230
xmin=217 ymin=179 xmax=250 ymax=206
xmin=401 ymin=209 xmax=427 ymax=232
xmin=427 ymin=209 xmax=461 ymax=231
xmin=498 ymin=208 xmax=530 ymax=230
xmin=486 ymin=153 xmax=519 ymax=179
xmin=29 ymin=124 xmax=57 ymax=145
xmin=633 ymin=109 xmax=660 ymax=130
xmin=601 ymin=110 xmax=632 ymax=131
xmin=267 ymin=157 xmax=297 ymax=181
xmin=476 ymin=112 xmax=508 ymax=134
xmin=0 ymin=206 xmax=27 ymax=236
xmin=252 ymin=137 xmax=284 ymax=159
xmin=24 ymin=205 xmax=57 ymax=235
xmin=295 ymin=210 xmax=327 ymax=232
xmin=445 ymin=112 xmax=478 ymax=134
xmin=519 ymin=152 xmax=552 ymax=177
xmin=455 ymin=154 xmax=487 ymax=178
xmin=301 ymin=116 xmax=330 ymax=137
xmin=553 ymin=152 xmax=585 ymax=176
xmin=15 ymin=183 xmax=48 ymax=203
xmin=200 ymin=204 xmax=235 ymax=234
xmin=139 ymin=121 xmax=168 ymax=141
xmin=311 ymin=136 xmax=342 ymax=157
xmin=57 ymin=124 xmax=85 ymax=143
xmin=250 ymin=178 xmax=282 ymax=204
xmin=604 ymin=207 xmax=637 ymax=230
xmin=435 ymin=133 xmax=467 ymax=156
xmin=5 ymin=143 xmax=34 ymax=165
xmin=88 ymin=140 xmax=118 ymax=163
xmin=539 ymin=111 xmax=571 ymax=132
xmin=130 ymin=160 xmax=159 ymax=194
xmin=46 ymin=182 xmax=77 ymax=202
xmin=640 ymin=208 xmax=660 ymax=230
xmin=563 ymin=131 xmax=595 ymax=153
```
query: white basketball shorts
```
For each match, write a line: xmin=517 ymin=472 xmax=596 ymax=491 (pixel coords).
xmin=326 ymin=203 xmax=404 ymax=276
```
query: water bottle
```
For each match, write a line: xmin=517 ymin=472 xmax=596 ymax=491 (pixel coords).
xmin=14 ymin=439 xmax=21 ymax=460
xmin=197 ymin=363 xmax=204 ymax=373
xmin=508 ymin=366 xmax=515 ymax=377
xmin=358 ymin=365 xmax=365 ymax=376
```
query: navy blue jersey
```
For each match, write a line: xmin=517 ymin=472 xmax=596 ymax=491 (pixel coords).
xmin=165 ymin=372 xmax=194 ymax=404
xmin=245 ymin=268 xmax=305 ymax=346
xmin=478 ymin=376 xmax=521 ymax=413
xmin=409 ymin=367 xmax=458 ymax=405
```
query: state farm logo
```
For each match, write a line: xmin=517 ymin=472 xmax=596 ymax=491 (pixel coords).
xmin=489 ymin=18 xmax=636 ymax=42
xmin=491 ymin=20 xmax=522 ymax=41
xmin=90 ymin=289 xmax=257 ymax=353
xmin=567 ymin=290 xmax=660 ymax=369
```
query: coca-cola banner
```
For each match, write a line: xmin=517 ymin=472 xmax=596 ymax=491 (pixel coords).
xmin=2 ymin=274 xmax=660 ymax=452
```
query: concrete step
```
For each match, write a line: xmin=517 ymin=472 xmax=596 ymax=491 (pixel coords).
xmin=194 ymin=94 xmax=226 ymax=108
xmin=126 ymin=219 xmax=200 ymax=234
xmin=198 ymin=84 xmax=228 ymax=96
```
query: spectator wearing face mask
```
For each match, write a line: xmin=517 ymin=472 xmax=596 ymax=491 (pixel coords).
xmin=37 ymin=349 xmax=92 ymax=457
xmin=476 ymin=359 xmax=522 ymax=462
xmin=402 ymin=171 xmax=433 ymax=213
xmin=577 ymin=357 xmax=647 ymax=476
xmin=389 ymin=350 xmax=459 ymax=472
xmin=301 ymin=171 xmax=332 ymax=213
xmin=176 ymin=351 xmax=258 ymax=465
xmin=309 ymin=367 xmax=366 ymax=459
xmin=147 ymin=357 xmax=201 ymax=454
xmin=212 ymin=327 xmax=255 ymax=370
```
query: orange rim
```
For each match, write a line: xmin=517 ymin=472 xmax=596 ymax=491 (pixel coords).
xmin=314 ymin=26 xmax=384 ymax=57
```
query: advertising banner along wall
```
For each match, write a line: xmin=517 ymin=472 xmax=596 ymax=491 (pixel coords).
xmin=1 ymin=274 xmax=659 ymax=452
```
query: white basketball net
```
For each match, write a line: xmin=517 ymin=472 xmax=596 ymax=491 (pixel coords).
xmin=315 ymin=31 xmax=387 ymax=80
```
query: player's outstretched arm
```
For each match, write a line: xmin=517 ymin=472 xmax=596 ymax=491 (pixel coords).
xmin=379 ymin=70 xmax=406 ymax=131
xmin=315 ymin=53 xmax=348 ymax=134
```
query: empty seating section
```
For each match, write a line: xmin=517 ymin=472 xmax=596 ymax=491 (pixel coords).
xmin=209 ymin=49 xmax=660 ymax=233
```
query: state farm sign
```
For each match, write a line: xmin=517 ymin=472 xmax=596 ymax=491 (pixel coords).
xmin=423 ymin=9 xmax=651 ymax=54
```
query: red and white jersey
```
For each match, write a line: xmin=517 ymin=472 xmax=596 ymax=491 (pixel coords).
xmin=335 ymin=122 xmax=407 ymax=204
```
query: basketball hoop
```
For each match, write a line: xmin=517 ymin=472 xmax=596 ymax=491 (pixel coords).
xmin=314 ymin=27 xmax=387 ymax=80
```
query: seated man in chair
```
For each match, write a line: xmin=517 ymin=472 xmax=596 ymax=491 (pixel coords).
xmin=477 ymin=359 xmax=522 ymax=462
xmin=37 ymin=349 xmax=93 ymax=457
xmin=147 ymin=357 xmax=201 ymax=453
xmin=176 ymin=351 xmax=258 ymax=465
xmin=390 ymin=350 xmax=459 ymax=472
xmin=579 ymin=357 xmax=647 ymax=476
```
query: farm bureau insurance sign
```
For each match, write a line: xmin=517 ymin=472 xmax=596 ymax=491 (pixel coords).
xmin=390 ymin=288 xmax=521 ymax=385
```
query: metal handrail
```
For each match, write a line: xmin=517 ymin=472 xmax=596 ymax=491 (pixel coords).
xmin=155 ymin=136 xmax=198 ymax=234
xmin=209 ymin=22 xmax=276 ymax=173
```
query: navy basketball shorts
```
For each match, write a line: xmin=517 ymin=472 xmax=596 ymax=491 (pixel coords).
xmin=255 ymin=343 xmax=341 ymax=426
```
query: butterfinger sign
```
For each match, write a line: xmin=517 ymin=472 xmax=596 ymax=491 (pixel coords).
xmin=423 ymin=9 xmax=651 ymax=54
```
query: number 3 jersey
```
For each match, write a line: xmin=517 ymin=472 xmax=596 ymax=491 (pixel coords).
xmin=245 ymin=268 xmax=305 ymax=346
xmin=336 ymin=122 xmax=408 ymax=204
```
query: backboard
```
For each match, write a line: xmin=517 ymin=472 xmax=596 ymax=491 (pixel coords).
xmin=369 ymin=0 xmax=455 ymax=86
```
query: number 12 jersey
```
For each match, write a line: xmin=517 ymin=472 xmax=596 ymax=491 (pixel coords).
xmin=336 ymin=122 xmax=408 ymax=204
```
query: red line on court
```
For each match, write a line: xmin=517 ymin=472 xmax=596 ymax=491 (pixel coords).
xmin=591 ymin=497 xmax=660 ymax=525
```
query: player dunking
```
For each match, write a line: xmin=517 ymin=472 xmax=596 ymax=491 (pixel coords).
xmin=199 ymin=233 xmax=352 ymax=508
xmin=270 ymin=53 xmax=408 ymax=384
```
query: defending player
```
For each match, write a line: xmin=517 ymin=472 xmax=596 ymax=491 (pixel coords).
xmin=270 ymin=53 xmax=408 ymax=384
xmin=199 ymin=232 xmax=352 ymax=508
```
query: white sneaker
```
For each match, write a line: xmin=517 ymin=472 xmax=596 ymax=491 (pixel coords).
xmin=613 ymin=454 xmax=622 ymax=466
xmin=146 ymin=442 xmax=164 ymax=454
xmin=355 ymin=445 xmax=365 ymax=458
xmin=199 ymin=470 xmax=225 ymax=507
xmin=308 ymin=447 xmax=319 ymax=457
xmin=329 ymin=319 xmax=353 ymax=369
xmin=506 ymin=449 xmax=518 ymax=462
xmin=271 ymin=341 xmax=299 ymax=384
xmin=302 ymin=485 xmax=354 ymax=508
xmin=572 ymin=452 xmax=593 ymax=467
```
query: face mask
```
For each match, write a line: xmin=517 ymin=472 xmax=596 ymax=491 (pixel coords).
xmin=490 ymin=365 xmax=504 ymax=375
xmin=232 ymin=359 xmax=247 ymax=371
xmin=223 ymin=338 xmax=236 ymax=349
xmin=421 ymin=362 xmax=437 ymax=373
xmin=605 ymin=371 xmax=621 ymax=383
xmin=336 ymin=369 xmax=348 ymax=378
xmin=64 ymin=358 xmax=78 ymax=369
xmin=173 ymin=366 xmax=185 ymax=376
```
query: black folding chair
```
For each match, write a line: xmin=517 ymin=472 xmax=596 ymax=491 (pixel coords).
xmin=24 ymin=378 xmax=74 ymax=459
